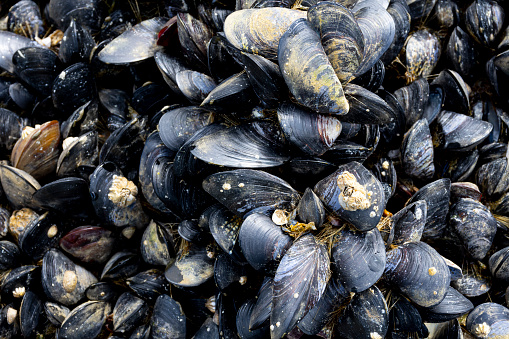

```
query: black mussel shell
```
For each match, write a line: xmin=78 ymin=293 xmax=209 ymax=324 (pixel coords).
xmin=451 ymin=273 xmax=491 ymax=297
xmin=0 ymin=303 xmax=20 ymax=338
xmin=421 ymin=286 xmax=473 ymax=323
xmin=1 ymin=265 xmax=39 ymax=303
xmin=178 ymin=219 xmax=208 ymax=244
xmin=0 ymin=241 xmax=20 ymax=271
xmin=465 ymin=0 xmax=505 ymax=47
xmin=314 ymin=161 xmax=386 ymax=231
xmin=270 ymin=234 xmax=329 ymax=339
xmin=203 ymin=169 xmax=300 ymax=217
xmin=214 ymin=252 xmax=248 ymax=291
xmin=297 ymin=188 xmax=326 ymax=228
xmin=489 ymin=246 xmax=509 ymax=282
xmin=388 ymin=297 xmax=429 ymax=337
xmin=0 ymin=108 xmax=24 ymax=155
xmin=250 ymin=277 xmax=273 ymax=330
xmin=19 ymin=290 xmax=42 ymax=338
xmin=377 ymin=89 xmax=406 ymax=149
xmin=384 ymin=241 xmax=450 ymax=307
xmin=209 ymin=206 xmax=243 ymax=258
xmin=476 ymin=157 xmax=509 ymax=202
xmin=18 ymin=211 xmax=63 ymax=261
xmin=466 ymin=303 xmax=509 ymax=339
xmin=446 ymin=26 xmax=475 ymax=78
xmin=450 ymin=181 xmax=482 ymax=203
xmin=277 ymin=102 xmax=341 ymax=156
xmin=239 ymin=213 xmax=293 ymax=274
xmin=100 ymin=251 xmax=140 ymax=280
xmin=52 ymin=62 xmax=96 ymax=114
xmin=60 ymin=99 xmax=100 ymax=139
xmin=388 ymin=200 xmax=426 ymax=246
xmin=42 ymin=249 xmax=97 ymax=306
xmin=45 ymin=302 xmax=69 ymax=326
xmin=381 ymin=0 xmax=411 ymax=64
xmin=201 ymin=71 xmax=256 ymax=110
xmin=336 ymin=285 xmax=388 ymax=339
xmin=207 ymin=34 xmax=243 ymax=84
xmin=113 ymin=292 xmax=149 ymax=334
xmin=129 ymin=323 xmax=151 ymax=339
xmin=158 ymin=106 xmax=214 ymax=152
xmin=7 ymin=0 xmax=45 ymax=39
xmin=372 ymin=158 xmax=397 ymax=205
xmin=431 ymin=69 xmax=470 ymax=113
xmin=127 ymin=269 xmax=170 ymax=301
xmin=59 ymin=19 xmax=95 ymax=64
xmin=140 ymin=220 xmax=175 ymax=267
xmin=177 ymin=12 xmax=213 ymax=72
xmin=331 ymin=227 xmax=386 ymax=293
xmin=192 ymin=121 xmax=289 ymax=168
xmin=343 ymin=84 xmax=394 ymax=128
xmin=449 ymin=198 xmax=497 ymax=260
xmin=401 ymin=118 xmax=435 ymax=180
xmin=59 ymin=226 xmax=115 ymax=264
xmin=57 ymin=130 xmax=99 ymax=178
xmin=351 ymin=59 xmax=385 ymax=92
xmin=13 ymin=47 xmax=61 ymax=97
xmin=404 ymin=29 xmax=441 ymax=82
xmin=165 ymin=243 xmax=215 ymax=287
xmin=237 ymin=299 xmax=269 ymax=339
xmin=406 ymin=178 xmax=451 ymax=240
xmin=394 ymin=78 xmax=429 ymax=129
xmin=154 ymin=50 xmax=190 ymax=96
xmin=176 ymin=70 xmax=217 ymax=104
xmin=47 ymin=0 xmax=104 ymax=32
xmin=98 ymin=17 xmax=167 ymax=64
xmin=150 ymin=294 xmax=186 ymax=339
xmin=278 ymin=18 xmax=348 ymax=115
xmin=217 ymin=292 xmax=238 ymax=339
xmin=0 ymin=31 xmax=38 ymax=74
xmin=434 ymin=111 xmax=492 ymax=152
xmin=86 ymin=282 xmax=117 ymax=302
xmin=193 ymin=317 xmax=219 ymax=339
xmin=423 ymin=84 xmax=444 ymax=124
xmin=131 ymin=83 xmax=173 ymax=118
xmin=406 ymin=0 xmax=437 ymax=19
xmin=58 ymin=301 xmax=111 ymax=339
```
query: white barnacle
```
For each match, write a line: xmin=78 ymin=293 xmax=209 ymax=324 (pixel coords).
xmin=272 ymin=209 xmax=288 ymax=226
xmin=47 ymin=225 xmax=58 ymax=238
xmin=108 ymin=175 xmax=138 ymax=207
xmin=6 ymin=307 xmax=17 ymax=324
xmin=473 ymin=322 xmax=490 ymax=338
xmin=12 ymin=286 xmax=25 ymax=298
xmin=63 ymin=270 xmax=78 ymax=293
xmin=21 ymin=126 xmax=35 ymax=139
xmin=370 ymin=332 xmax=382 ymax=339
xmin=336 ymin=171 xmax=371 ymax=211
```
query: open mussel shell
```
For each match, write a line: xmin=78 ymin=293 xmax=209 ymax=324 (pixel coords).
xmin=176 ymin=71 xmax=217 ymax=104
xmin=336 ymin=285 xmax=388 ymax=339
xmin=465 ymin=0 xmax=505 ymax=47
xmin=239 ymin=213 xmax=293 ymax=274
xmin=421 ymin=286 xmax=473 ymax=323
xmin=446 ymin=26 xmax=476 ymax=78
xmin=98 ymin=17 xmax=166 ymax=64
xmin=388 ymin=200 xmax=426 ymax=246
xmin=89 ymin=162 xmax=149 ymax=228
xmin=434 ymin=111 xmax=492 ymax=152
xmin=203 ymin=169 xmax=300 ymax=217
xmin=297 ymin=187 xmax=326 ymax=227
xmin=384 ymin=241 xmax=450 ymax=307
xmin=353 ymin=0 xmax=395 ymax=76
xmin=406 ymin=178 xmax=450 ymax=240
xmin=401 ymin=118 xmax=434 ymax=180
xmin=404 ymin=29 xmax=441 ymax=82
xmin=341 ymin=83 xmax=396 ymax=124
xmin=59 ymin=19 xmax=95 ymax=64
xmin=278 ymin=18 xmax=349 ymax=115
xmin=158 ymin=106 xmax=214 ymax=152
xmin=489 ymin=246 xmax=509 ymax=282
xmin=314 ymin=161 xmax=385 ymax=231
xmin=331 ymin=227 xmax=386 ymax=293
xmin=192 ymin=121 xmax=289 ymax=168
xmin=60 ymin=226 xmax=115 ymax=264
xmin=140 ymin=220 xmax=175 ymax=267
xmin=12 ymin=47 xmax=61 ymax=97
xmin=11 ymin=120 xmax=61 ymax=180
xmin=42 ymin=249 xmax=98 ymax=306
xmin=113 ymin=292 xmax=149 ymax=334
xmin=449 ymin=198 xmax=497 ymax=260
xmin=271 ymin=234 xmax=330 ymax=339
xmin=237 ymin=299 xmax=269 ymax=338
xmin=19 ymin=290 xmax=42 ymax=338
xmin=150 ymin=294 xmax=186 ymax=339
xmin=466 ymin=303 xmax=509 ymax=339
xmin=307 ymin=1 xmax=364 ymax=83
xmin=165 ymin=243 xmax=215 ymax=287
xmin=224 ymin=8 xmax=306 ymax=60
xmin=0 ymin=164 xmax=40 ymax=209
xmin=277 ymin=102 xmax=341 ymax=156
xmin=476 ymin=157 xmax=509 ymax=201
xmin=58 ymin=301 xmax=111 ymax=339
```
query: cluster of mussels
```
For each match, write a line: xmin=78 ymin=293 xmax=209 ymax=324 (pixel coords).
xmin=2 ymin=0 xmax=509 ymax=338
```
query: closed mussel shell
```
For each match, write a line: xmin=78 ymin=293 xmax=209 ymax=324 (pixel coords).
xmin=237 ymin=299 xmax=269 ymax=339
xmin=465 ymin=0 xmax=505 ymax=47
xmin=56 ymin=130 xmax=99 ymax=177
xmin=140 ymin=220 xmax=175 ymax=267
xmin=158 ymin=106 xmax=214 ymax=152
xmin=449 ymin=198 xmax=497 ymax=260
xmin=176 ymin=70 xmax=216 ymax=104
xmin=59 ymin=226 xmax=115 ymax=264
xmin=178 ymin=219 xmax=208 ymax=244
xmin=100 ymin=251 xmax=140 ymax=280
xmin=394 ymin=78 xmax=429 ymax=128
xmin=150 ymin=294 xmax=186 ymax=339
xmin=7 ymin=0 xmax=45 ymax=39
xmin=277 ymin=102 xmax=341 ymax=156
xmin=154 ymin=50 xmax=190 ymax=96
xmin=372 ymin=158 xmax=397 ymax=205
xmin=19 ymin=290 xmax=42 ymax=338
xmin=192 ymin=121 xmax=290 ymax=168
xmin=58 ymin=301 xmax=111 ymax=339
xmin=209 ymin=205 xmax=243 ymax=257
xmin=388 ymin=200 xmax=427 ymax=247
xmin=177 ymin=13 xmax=213 ymax=72
xmin=52 ymin=62 xmax=96 ymax=114
xmin=446 ymin=26 xmax=476 ymax=78
xmin=297 ymin=187 xmax=326 ymax=228
xmin=42 ymin=249 xmax=97 ymax=306
xmin=45 ymin=302 xmax=70 ymax=326
xmin=0 ymin=31 xmax=38 ymax=74
xmin=381 ymin=0 xmax=411 ymax=64
xmin=18 ymin=211 xmax=63 ymax=261
xmin=331 ymin=227 xmax=386 ymax=293
xmin=127 ymin=269 xmax=170 ymax=301
xmin=431 ymin=69 xmax=470 ymax=113
xmin=341 ymin=83 xmax=396 ymax=125
xmin=200 ymin=71 xmax=256 ymax=110
xmin=59 ymin=19 xmax=95 ymax=64
xmin=0 ymin=164 xmax=40 ymax=210
xmin=406 ymin=178 xmax=450 ymax=240
xmin=1 ymin=265 xmax=40 ymax=303
xmin=388 ymin=297 xmax=429 ymax=337
xmin=466 ymin=302 xmax=509 ymax=339
xmin=336 ymin=286 xmax=388 ymax=339
xmin=239 ymin=213 xmax=293 ymax=274
xmin=113 ymin=292 xmax=149 ymax=334
xmin=249 ymin=277 xmax=273 ymax=331
xmin=401 ymin=118 xmax=435 ymax=180
xmin=489 ymin=246 xmax=509 ymax=282
xmin=384 ymin=241 xmax=450 ymax=307
xmin=307 ymin=1 xmax=364 ymax=83
xmin=270 ymin=234 xmax=330 ymax=339
xmin=165 ymin=243 xmax=215 ymax=287
xmin=0 ymin=108 xmax=25 ymax=155
xmin=203 ymin=169 xmax=300 ymax=217
xmin=214 ymin=252 xmax=248 ymax=291
xmin=0 ymin=241 xmax=20 ymax=271
xmin=404 ymin=29 xmax=441 ymax=82
xmin=278 ymin=18 xmax=349 ymax=115
xmin=314 ymin=161 xmax=385 ymax=231
xmin=86 ymin=282 xmax=117 ymax=302
xmin=421 ymin=286 xmax=473 ymax=323
xmin=476 ymin=157 xmax=509 ymax=201
xmin=452 ymin=272 xmax=491 ymax=297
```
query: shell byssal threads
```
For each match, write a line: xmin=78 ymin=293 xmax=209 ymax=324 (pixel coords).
xmin=336 ymin=170 xmax=372 ymax=211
